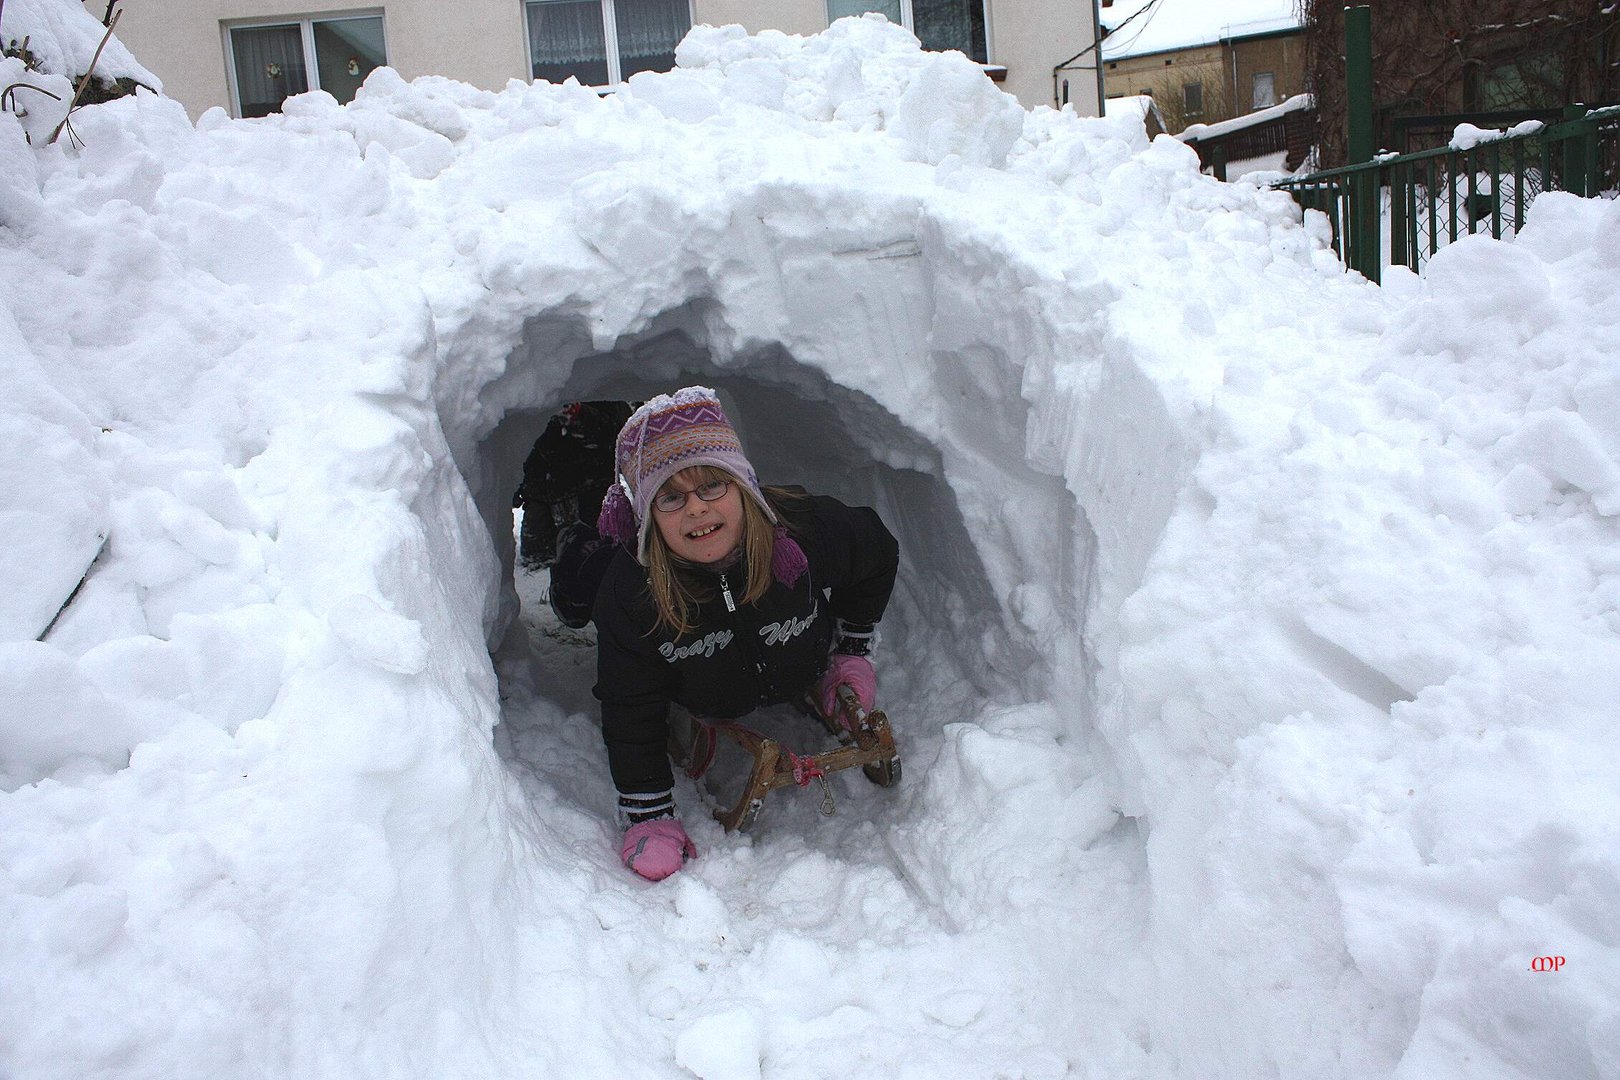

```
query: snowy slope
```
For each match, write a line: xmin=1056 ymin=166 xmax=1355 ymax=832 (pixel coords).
xmin=3 ymin=4 xmax=1619 ymax=1079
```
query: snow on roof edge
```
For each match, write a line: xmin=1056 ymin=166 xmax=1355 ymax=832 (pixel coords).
xmin=1179 ymin=93 xmax=1312 ymax=142
xmin=1102 ymin=15 xmax=1302 ymax=62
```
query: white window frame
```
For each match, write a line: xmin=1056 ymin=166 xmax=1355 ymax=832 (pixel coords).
xmin=523 ymin=0 xmax=696 ymax=90
xmin=223 ymin=9 xmax=388 ymax=119
xmin=825 ymin=1 xmax=993 ymax=64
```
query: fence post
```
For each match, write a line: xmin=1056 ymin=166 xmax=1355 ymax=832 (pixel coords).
xmin=1389 ymin=160 xmax=1409 ymax=269
xmin=1346 ymin=8 xmax=1374 ymax=165
xmin=1560 ymin=103 xmax=1589 ymax=196
xmin=1345 ymin=5 xmax=1380 ymax=282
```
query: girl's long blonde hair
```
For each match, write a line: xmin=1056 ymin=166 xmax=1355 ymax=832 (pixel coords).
xmin=642 ymin=465 xmax=799 ymax=636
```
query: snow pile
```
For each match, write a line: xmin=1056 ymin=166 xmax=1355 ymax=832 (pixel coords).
xmin=3 ymin=3 xmax=1619 ymax=1078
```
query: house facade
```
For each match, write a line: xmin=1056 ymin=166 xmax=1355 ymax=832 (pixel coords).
xmin=91 ymin=1 xmax=1103 ymax=120
xmin=1102 ymin=20 xmax=1305 ymax=133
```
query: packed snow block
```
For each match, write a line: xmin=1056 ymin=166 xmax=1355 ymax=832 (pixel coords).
xmin=0 ymin=416 xmax=105 ymax=642
xmin=1 ymin=604 xmax=294 ymax=786
xmin=1502 ymin=410 xmax=1620 ymax=517
xmin=889 ymin=57 xmax=1024 ymax=169
xmin=674 ymin=1006 xmax=766 ymax=1080
xmin=1422 ymin=233 xmax=1554 ymax=346
xmin=620 ymin=68 xmax=727 ymax=125
xmin=0 ymin=335 xmax=110 ymax=644
xmin=347 ymin=66 xmax=478 ymax=141
xmin=1514 ymin=189 xmax=1620 ymax=272
xmin=0 ymin=641 xmax=146 ymax=788
xmin=895 ymin=705 xmax=1117 ymax=916
xmin=0 ymin=105 xmax=43 ymax=224
xmin=328 ymin=594 xmax=428 ymax=675
xmin=91 ymin=607 xmax=291 ymax=730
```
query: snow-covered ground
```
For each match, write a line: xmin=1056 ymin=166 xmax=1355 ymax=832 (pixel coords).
xmin=3 ymin=4 xmax=1619 ymax=1079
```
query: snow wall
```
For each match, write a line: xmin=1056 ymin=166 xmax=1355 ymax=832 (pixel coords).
xmin=5 ymin=6 xmax=1620 ymax=1079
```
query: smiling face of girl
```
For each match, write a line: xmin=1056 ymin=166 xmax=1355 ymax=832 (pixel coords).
xmin=651 ymin=466 xmax=745 ymax=564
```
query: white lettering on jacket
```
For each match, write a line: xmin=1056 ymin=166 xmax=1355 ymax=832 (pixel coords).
xmin=659 ymin=629 xmax=733 ymax=663
xmin=759 ymin=607 xmax=818 ymax=647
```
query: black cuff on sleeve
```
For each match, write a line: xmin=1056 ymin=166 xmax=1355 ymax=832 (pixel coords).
xmin=833 ymin=618 xmax=876 ymax=657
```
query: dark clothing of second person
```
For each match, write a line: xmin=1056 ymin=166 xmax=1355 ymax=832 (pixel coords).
xmin=592 ymin=492 xmax=898 ymax=795
xmin=519 ymin=401 xmax=633 ymax=564
xmin=548 ymin=521 xmax=617 ymax=629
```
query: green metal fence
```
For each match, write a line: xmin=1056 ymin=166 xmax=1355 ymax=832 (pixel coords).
xmin=1272 ymin=104 xmax=1620 ymax=283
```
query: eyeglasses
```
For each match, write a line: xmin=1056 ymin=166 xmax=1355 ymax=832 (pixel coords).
xmin=653 ymin=479 xmax=731 ymax=514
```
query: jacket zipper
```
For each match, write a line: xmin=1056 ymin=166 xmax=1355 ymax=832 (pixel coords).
xmin=719 ymin=571 xmax=771 ymax=703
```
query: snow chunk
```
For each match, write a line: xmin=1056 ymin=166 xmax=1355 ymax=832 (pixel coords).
xmin=1500 ymin=410 xmax=1620 ymax=516
xmin=676 ymin=15 xmax=1023 ymax=166
xmin=328 ymin=594 xmax=429 ymax=675
xmin=674 ymin=1005 xmax=765 ymax=1080
xmin=0 ymin=642 xmax=144 ymax=788
xmin=890 ymin=56 xmax=1023 ymax=168
xmin=0 ymin=321 xmax=109 ymax=643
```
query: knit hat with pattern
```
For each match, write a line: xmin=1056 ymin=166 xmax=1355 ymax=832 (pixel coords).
xmin=597 ymin=387 xmax=806 ymax=585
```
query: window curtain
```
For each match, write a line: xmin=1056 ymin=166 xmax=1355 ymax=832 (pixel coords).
xmin=528 ymin=0 xmax=610 ymax=85
xmin=912 ymin=0 xmax=987 ymax=63
xmin=828 ymin=0 xmax=902 ymax=23
xmin=1251 ymin=72 xmax=1276 ymax=110
xmin=230 ymin=24 xmax=307 ymax=118
xmin=313 ymin=17 xmax=386 ymax=106
xmin=615 ymin=0 xmax=689 ymax=78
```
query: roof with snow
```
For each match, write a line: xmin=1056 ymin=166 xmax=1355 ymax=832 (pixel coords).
xmin=1102 ymin=0 xmax=1302 ymax=61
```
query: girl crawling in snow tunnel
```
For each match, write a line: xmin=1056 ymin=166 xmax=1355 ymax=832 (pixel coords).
xmin=585 ymin=386 xmax=899 ymax=881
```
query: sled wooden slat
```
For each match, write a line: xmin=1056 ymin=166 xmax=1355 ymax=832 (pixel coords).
xmin=710 ymin=692 xmax=899 ymax=832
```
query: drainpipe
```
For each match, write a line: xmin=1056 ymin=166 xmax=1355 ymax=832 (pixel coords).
xmin=1230 ymin=30 xmax=1239 ymax=114
xmin=1092 ymin=0 xmax=1105 ymax=114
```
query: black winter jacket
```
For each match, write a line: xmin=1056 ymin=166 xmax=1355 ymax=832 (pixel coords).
xmin=592 ymin=492 xmax=899 ymax=795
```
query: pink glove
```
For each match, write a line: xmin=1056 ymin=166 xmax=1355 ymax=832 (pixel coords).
xmin=817 ymin=654 xmax=876 ymax=727
xmin=620 ymin=819 xmax=697 ymax=881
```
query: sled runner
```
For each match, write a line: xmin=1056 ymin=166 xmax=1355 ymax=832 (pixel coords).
xmin=670 ymin=685 xmax=901 ymax=833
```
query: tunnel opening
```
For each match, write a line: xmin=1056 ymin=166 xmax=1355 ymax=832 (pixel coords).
xmin=432 ymin=280 xmax=1103 ymax=840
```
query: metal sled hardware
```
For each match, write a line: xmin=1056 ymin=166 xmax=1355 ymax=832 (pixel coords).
xmin=675 ymin=685 xmax=901 ymax=833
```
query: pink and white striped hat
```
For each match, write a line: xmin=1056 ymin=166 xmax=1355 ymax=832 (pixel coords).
xmin=597 ymin=387 xmax=805 ymax=584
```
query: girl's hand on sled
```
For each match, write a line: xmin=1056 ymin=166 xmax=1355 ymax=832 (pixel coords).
xmin=817 ymin=654 xmax=876 ymax=726
xmin=620 ymin=818 xmax=697 ymax=881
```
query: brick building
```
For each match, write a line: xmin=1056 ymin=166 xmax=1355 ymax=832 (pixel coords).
xmin=1103 ymin=18 xmax=1304 ymax=133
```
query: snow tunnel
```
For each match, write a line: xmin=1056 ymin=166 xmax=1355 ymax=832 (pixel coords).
xmin=393 ymin=144 xmax=1202 ymax=850
xmin=453 ymin=286 xmax=1100 ymax=787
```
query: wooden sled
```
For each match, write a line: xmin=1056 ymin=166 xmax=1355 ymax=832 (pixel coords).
xmin=670 ymin=685 xmax=901 ymax=833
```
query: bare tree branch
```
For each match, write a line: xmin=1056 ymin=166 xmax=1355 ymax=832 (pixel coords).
xmin=48 ymin=7 xmax=120 ymax=145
